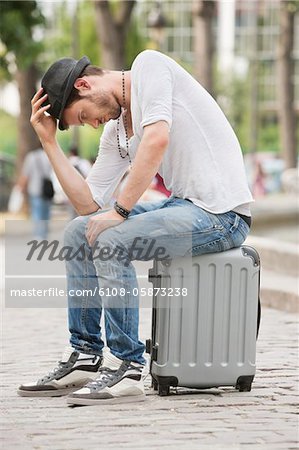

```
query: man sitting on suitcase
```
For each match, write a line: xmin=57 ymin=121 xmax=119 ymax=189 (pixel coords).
xmin=18 ymin=51 xmax=253 ymax=405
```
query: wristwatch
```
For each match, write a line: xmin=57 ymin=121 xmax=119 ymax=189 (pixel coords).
xmin=114 ymin=201 xmax=131 ymax=219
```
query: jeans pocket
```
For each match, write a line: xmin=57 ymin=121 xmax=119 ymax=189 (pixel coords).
xmin=238 ymin=219 xmax=250 ymax=241
xmin=190 ymin=221 xmax=227 ymax=256
xmin=191 ymin=237 xmax=229 ymax=256
xmin=228 ymin=216 xmax=250 ymax=247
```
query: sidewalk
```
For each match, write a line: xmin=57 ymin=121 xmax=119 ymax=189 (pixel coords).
xmin=1 ymin=288 xmax=298 ymax=449
xmin=1 ymin=194 xmax=298 ymax=449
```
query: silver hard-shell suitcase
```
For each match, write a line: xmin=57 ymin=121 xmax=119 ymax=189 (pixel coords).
xmin=146 ymin=246 xmax=261 ymax=396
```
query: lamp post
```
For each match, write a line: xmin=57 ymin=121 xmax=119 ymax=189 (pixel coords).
xmin=147 ymin=1 xmax=167 ymax=50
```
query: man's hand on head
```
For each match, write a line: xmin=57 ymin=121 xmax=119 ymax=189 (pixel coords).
xmin=30 ymin=88 xmax=57 ymax=145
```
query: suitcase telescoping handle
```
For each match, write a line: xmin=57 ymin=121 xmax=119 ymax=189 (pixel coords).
xmin=146 ymin=265 xmax=162 ymax=361
xmin=242 ymin=246 xmax=261 ymax=339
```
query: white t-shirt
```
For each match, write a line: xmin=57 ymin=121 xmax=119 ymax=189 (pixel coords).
xmin=87 ymin=50 xmax=253 ymax=215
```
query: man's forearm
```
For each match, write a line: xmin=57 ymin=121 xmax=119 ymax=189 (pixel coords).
xmin=116 ymin=138 xmax=167 ymax=211
xmin=41 ymin=140 xmax=99 ymax=215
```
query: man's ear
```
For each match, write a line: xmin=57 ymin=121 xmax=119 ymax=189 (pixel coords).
xmin=74 ymin=77 xmax=91 ymax=92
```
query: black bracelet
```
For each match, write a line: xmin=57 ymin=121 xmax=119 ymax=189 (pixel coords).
xmin=114 ymin=201 xmax=131 ymax=219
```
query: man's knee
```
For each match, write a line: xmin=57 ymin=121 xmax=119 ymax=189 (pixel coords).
xmin=95 ymin=226 xmax=121 ymax=249
xmin=64 ymin=215 xmax=89 ymax=246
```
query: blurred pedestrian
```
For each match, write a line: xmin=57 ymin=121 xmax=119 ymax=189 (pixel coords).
xmin=67 ymin=146 xmax=91 ymax=218
xmin=17 ymin=146 xmax=53 ymax=239
xmin=68 ymin=146 xmax=91 ymax=178
xmin=253 ymin=159 xmax=266 ymax=198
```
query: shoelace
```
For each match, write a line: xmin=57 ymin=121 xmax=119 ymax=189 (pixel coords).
xmin=38 ymin=360 xmax=71 ymax=384
xmin=86 ymin=367 xmax=116 ymax=390
xmin=38 ymin=355 xmax=99 ymax=384
xmin=86 ymin=361 xmax=144 ymax=391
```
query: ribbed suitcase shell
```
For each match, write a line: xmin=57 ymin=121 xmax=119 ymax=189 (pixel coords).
xmin=147 ymin=246 xmax=260 ymax=395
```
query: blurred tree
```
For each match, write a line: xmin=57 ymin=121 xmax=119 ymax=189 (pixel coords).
xmin=192 ymin=0 xmax=216 ymax=95
xmin=125 ymin=16 xmax=147 ymax=69
xmin=277 ymin=0 xmax=298 ymax=169
xmin=45 ymin=1 xmax=100 ymax=66
xmin=216 ymin=73 xmax=250 ymax=153
xmin=94 ymin=0 xmax=136 ymax=69
xmin=41 ymin=0 xmax=144 ymax=158
xmin=0 ymin=1 xmax=45 ymax=176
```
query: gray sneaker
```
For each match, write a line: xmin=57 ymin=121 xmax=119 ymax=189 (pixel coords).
xmin=67 ymin=351 xmax=145 ymax=406
xmin=18 ymin=346 xmax=102 ymax=397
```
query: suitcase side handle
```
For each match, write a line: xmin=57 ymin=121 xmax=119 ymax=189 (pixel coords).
xmin=241 ymin=245 xmax=260 ymax=267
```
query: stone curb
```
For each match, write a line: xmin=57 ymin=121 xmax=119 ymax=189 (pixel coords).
xmin=245 ymin=235 xmax=298 ymax=277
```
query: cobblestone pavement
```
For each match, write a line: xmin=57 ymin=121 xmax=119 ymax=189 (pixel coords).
xmin=1 ymin=219 xmax=298 ymax=449
xmin=1 ymin=292 xmax=298 ymax=450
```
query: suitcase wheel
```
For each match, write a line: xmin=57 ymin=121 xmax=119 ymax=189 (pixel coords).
xmin=158 ymin=384 xmax=170 ymax=396
xmin=236 ymin=375 xmax=254 ymax=392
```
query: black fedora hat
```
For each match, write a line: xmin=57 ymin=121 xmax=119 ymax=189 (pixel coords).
xmin=41 ymin=56 xmax=90 ymax=130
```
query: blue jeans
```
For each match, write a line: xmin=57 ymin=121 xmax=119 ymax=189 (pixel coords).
xmin=64 ymin=197 xmax=250 ymax=365
xmin=29 ymin=195 xmax=51 ymax=239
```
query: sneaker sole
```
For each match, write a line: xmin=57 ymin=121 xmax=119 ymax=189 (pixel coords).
xmin=66 ymin=394 xmax=146 ymax=406
xmin=17 ymin=386 xmax=83 ymax=398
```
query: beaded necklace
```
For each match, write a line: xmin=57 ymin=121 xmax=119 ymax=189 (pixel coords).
xmin=116 ymin=69 xmax=132 ymax=167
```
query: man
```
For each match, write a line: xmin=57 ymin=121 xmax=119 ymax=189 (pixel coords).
xmin=67 ymin=145 xmax=92 ymax=218
xmin=68 ymin=146 xmax=92 ymax=179
xmin=18 ymin=51 xmax=253 ymax=406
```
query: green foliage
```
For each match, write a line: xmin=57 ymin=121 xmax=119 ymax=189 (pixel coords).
xmin=125 ymin=18 xmax=147 ymax=68
xmin=79 ymin=1 xmax=101 ymax=65
xmin=258 ymin=121 xmax=280 ymax=153
xmin=215 ymin=71 xmax=283 ymax=154
xmin=216 ymin=73 xmax=251 ymax=152
xmin=287 ymin=0 xmax=299 ymax=13
xmin=0 ymin=107 xmax=102 ymax=160
xmin=42 ymin=0 xmax=145 ymax=67
xmin=56 ymin=126 xmax=102 ymax=161
xmin=41 ymin=1 xmax=72 ymax=66
xmin=79 ymin=126 xmax=102 ymax=160
xmin=43 ymin=1 xmax=100 ymax=66
xmin=0 ymin=110 xmax=17 ymax=156
xmin=0 ymin=1 xmax=45 ymax=75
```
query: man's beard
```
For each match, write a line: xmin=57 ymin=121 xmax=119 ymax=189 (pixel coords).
xmin=90 ymin=92 xmax=121 ymax=121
